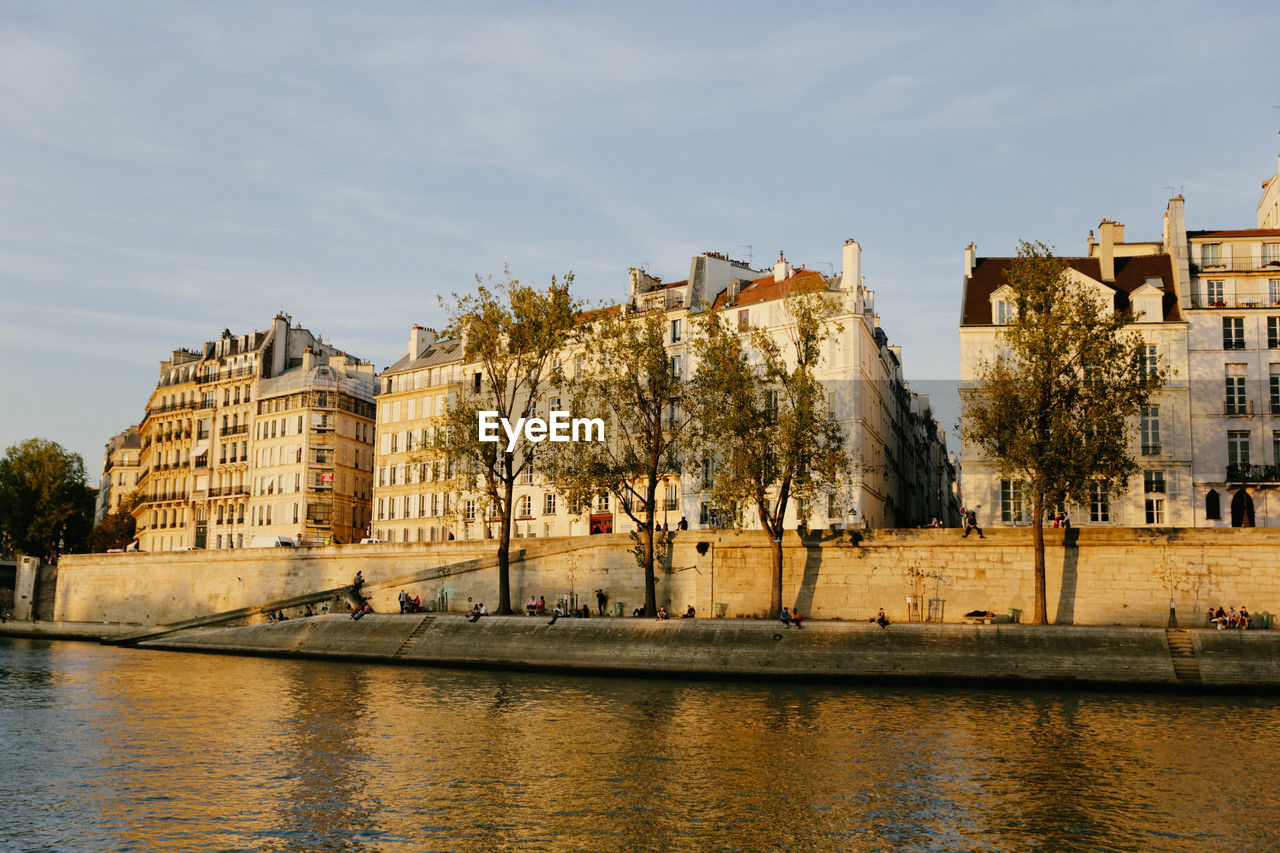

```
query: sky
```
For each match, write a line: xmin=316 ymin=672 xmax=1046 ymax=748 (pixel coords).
xmin=2 ymin=1 xmax=1279 ymax=485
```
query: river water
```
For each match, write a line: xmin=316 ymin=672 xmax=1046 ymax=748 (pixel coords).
xmin=2 ymin=638 xmax=1277 ymax=852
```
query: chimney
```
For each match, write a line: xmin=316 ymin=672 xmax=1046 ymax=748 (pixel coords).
xmin=302 ymin=346 xmax=314 ymax=373
xmin=1097 ymin=219 xmax=1118 ymax=283
xmin=408 ymin=325 xmax=435 ymax=361
xmin=963 ymin=242 xmax=976 ymax=278
xmin=840 ymin=239 xmax=861 ymax=290
xmin=270 ymin=313 xmax=289 ymax=377
xmin=773 ymin=251 xmax=792 ymax=283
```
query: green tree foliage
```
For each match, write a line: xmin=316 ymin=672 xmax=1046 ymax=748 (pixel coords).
xmin=689 ymin=289 xmax=850 ymax=617
xmin=542 ymin=309 xmax=692 ymax=617
xmin=962 ymin=241 xmax=1165 ymax=624
xmin=88 ymin=491 xmax=140 ymax=552
xmin=435 ymin=271 xmax=579 ymax=614
xmin=0 ymin=438 xmax=95 ymax=560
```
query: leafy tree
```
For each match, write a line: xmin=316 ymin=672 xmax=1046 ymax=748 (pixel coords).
xmin=962 ymin=241 xmax=1165 ymax=624
xmin=0 ymin=438 xmax=95 ymax=560
xmin=689 ymin=289 xmax=850 ymax=617
xmin=88 ymin=490 xmax=140 ymax=552
xmin=435 ymin=272 xmax=579 ymax=614
xmin=542 ymin=308 xmax=693 ymax=617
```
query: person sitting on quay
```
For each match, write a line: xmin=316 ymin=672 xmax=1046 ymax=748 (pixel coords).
xmin=548 ymin=604 xmax=565 ymax=625
xmin=1238 ymin=605 xmax=1252 ymax=629
xmin=790 ymin=608 xmax=805 ymax=629
xmin=1212 ymin=606 xmax=1229 ymax=629
xmin=682 ymin=604 xmax=696 ymax=619
xmin=780 ymin=607 xmax=793 ymax=628
xmin=537 ymin=596 xmax=547 ymax=615
xmin=351 ymin=602 xmax=371 ymax=621
xmin=527 ymin=595 xmax=538 ymax=615
xmin=872 ymin=608 xmax=890 ymax=629
xmin=467 ymin=603 xmax=486 ymax=623
xmin=632 ymin=606 xmax=645 ymax=617
xmin=656 ymin=605 xmax=669 ymax=621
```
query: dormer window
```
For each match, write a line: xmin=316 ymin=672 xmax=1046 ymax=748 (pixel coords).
xmin=996 ymin=300 xmax=1016 ymax=324
xmin=1202 ymin=243 xmax=1222 ymax=267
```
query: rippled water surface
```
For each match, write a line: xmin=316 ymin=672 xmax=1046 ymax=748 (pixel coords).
xmin=2 ymin=638 xmax=1277 ymax=852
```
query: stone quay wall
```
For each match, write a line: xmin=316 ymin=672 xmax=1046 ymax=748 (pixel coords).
xmin=51 ymin=527 xmax=1280 ymax=628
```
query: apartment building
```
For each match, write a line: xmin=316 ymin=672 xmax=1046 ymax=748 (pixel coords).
xmin=94 ymin=425 xmax=141 ymax=524
xmin=131 ymin=314 xmax=376 ymax=551
xmin=370 ymin=242 xmax=956 ymax=541
xmin=371 ymin=327 xmax=465 ymax=543
xmin=960 ymin=148 xmax=1280 ymax=528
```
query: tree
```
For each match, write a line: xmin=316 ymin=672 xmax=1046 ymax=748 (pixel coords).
xmin=962 ymin=241 xmax=1165 ymax=624
xmin=435 ymin=272 xmax=579 ymax=614
xmin=542 ymin=308 xmax=692 ymax=617
xmin=689 ymin=289 xmax=850 ymax=617
xmin=0 ymin=438 xmax=95 ymax=560
xmin=88 ymin=490 xmax=140 ymax=552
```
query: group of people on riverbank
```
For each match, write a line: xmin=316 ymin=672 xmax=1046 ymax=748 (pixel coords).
xmin=397 ymin=590 xmax=425 ymax=613
xmin=1207 ymin=606 xmax=1252 ymax=629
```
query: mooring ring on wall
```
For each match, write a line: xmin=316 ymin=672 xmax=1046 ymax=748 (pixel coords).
xmin=773 ymin=633 xmax=783 ymax=641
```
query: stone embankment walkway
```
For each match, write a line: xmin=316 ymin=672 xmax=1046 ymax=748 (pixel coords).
xmin=6 ymin=616 xmax=1278 ymax=691
xmin=146 ymin=615 xmax=1280 ymax=690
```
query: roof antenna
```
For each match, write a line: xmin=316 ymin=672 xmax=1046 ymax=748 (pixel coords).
xmin=738 ymin=244 xmax=753 ymax=266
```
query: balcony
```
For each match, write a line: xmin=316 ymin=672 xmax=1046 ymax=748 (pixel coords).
xmin=1224 ymin=400 xmax=1255 ymax=417
xmin=1227 ymin=463 xmax=1280 ymax=484
xmin=1190 ymin=294 xmax=1280 ymax=310
xmin=219 ymin=425 xmax=248 ymax=437
xmin=1191 ymin=256 xmax=1280 ymax=274
xmin=208 ymin=486 xmax=249 ymax=498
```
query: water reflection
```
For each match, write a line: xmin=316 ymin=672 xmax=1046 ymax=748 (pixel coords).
xmin=1 ymin=638 xmax=1277 ymax=852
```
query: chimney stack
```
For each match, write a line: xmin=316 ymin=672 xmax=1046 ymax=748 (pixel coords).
xmin=1097 ymin=219 xmax=1121 ymax=283
xmin=408 ymin=325 xmax=436 ymax=361
xmin=963 ymin=242 xmax=976 ymax=278
xmin=773 ymin=251 xmax=792 ymax=283
xmin=840 ymin=239 xmax=861 ymax=290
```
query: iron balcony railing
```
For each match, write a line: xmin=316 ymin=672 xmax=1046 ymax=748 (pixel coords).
xmin=1227 ymin=463 xmax=1280 ymax=484
xmin=1191 ymin=256 xmax=1280 ymax=274
xmin=1190 ymin=294 xmax=1280 ymax=309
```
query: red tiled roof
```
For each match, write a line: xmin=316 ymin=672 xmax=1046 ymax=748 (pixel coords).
xmin=662 ymin=279 xmax=688 ymax=290
xmin=710 ymin=268 xmax=828 ymax=310
xmin=1187 ymin=229 xmax=1280 ymax=238
xmin=960 ymin=254 xmax=1181 ymax=326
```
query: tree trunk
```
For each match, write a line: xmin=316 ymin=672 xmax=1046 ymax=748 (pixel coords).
xmin=768 ymin=533 xmax=783 ymax=618
xmin=643 ymin=478 xmax=658 ymax=617
xmin=495 ymin=478 xmax=514 ymax=615
xmin=1031 ymin=484 xmax=1047 ymax=625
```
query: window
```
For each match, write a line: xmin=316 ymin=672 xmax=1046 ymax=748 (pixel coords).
xmin=1089 ymin=483 xmax=1110 ymax=523
xmin=1138 ymin=345 xmax=1158 ymax=380
xmin=701 ymin=459 xmax=713 ymax=489
xmin=1144 ymin=471 xmax=1165 ymax=525
xmin=1228 ymin=431 xmax=1251 ymax=467
xmin=464 ymin=500 xmax=475 ymax=521
xmin=1140 ymin=406 xmax=1161 ymax=455
xmin=544 ymin=493 xmax=556 ymax=515
xmin=1271 ymin=371 xmax=1280 ymax=414
xmin=1275 ymin=431 xmax=1280 ymax=466
xmin=473 ymin=372 xmax=482 ymax=393
xmin=1269 ymin=317 xmax=1280 ymax=348
xmin=1202 ymin=244 xmax=1222 ymax=267
xmin=670 ymin=355 xmax=682 ymax=380
xmin=1226 ymin=372 xmax=1248 ymax=415
xmin=671 ymin=319 xmax=682 ymax=343
xmin=1000 ymin=480 xmax=1029 ymax=523
xmin=1205 ymin=489 xmax=1221 ymax=521
xmin=996 ymin=300 xmax=1015 ymax=324
xmin=1223 ymin=317 xmax=1245 ymax=349
xmin=517 ymin=496 xmax=532 ymax=518
xmin=664 ymin=483 xmax=679 ymax=511
xmin=1206 ymin=280 xmax=1225 ymax=307
xmin=1265 ymin=244 xmax=1280 ymax=265
xmin=699 ymin=502 xmax=710 ymax=526
xmin=1271 ymin=280 xmax=1280 ymax=308
xmin=738 ymin=309 xmax=750 ymax=330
